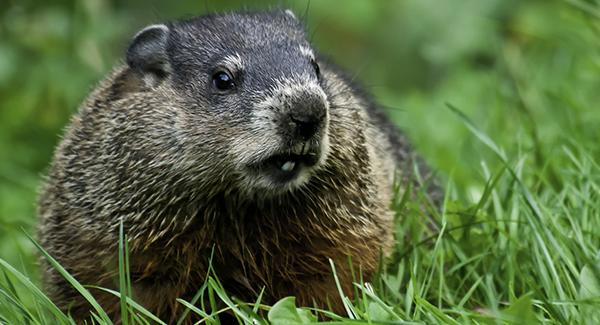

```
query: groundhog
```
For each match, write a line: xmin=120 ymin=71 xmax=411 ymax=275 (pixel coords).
xmin=38 ymin=9 xmax=435 ymax=323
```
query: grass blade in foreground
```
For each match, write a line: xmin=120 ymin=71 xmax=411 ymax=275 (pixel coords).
xmin=24 ymin=232 xmax=113 ymax=324
xmin=0 ymin=257 xmax=71 ymax=324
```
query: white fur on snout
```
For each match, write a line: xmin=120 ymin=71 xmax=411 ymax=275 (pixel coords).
xmin=229 ymin=128 xmax=281 ymax=166
xmin=254 ymin=74 xmax=327 ymax=112
xmin=229 ymin=75 xmax=330 ymax=191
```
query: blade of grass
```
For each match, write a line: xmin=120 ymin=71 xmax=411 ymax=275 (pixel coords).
xmin=0 ymin=258 xmax=70 ymax=324
xmin=0 ymin=287 xmax=35 ymax=324
xmin=176 ymin=282 xmax=208 ymax=325
xmin=118 ymin=221 xmax=130 ymax=325
xmin=24 ymin=232 xmax=113 ymax=324
xmin=92 ymin=287 xmax=166 ymax=325
xmin=207 ymin=277 xmax=253 ymax=324
xmin=175 ymin=298 xmax=214 ymax=321
xmin=329 ymin=258 xmax=356 ymax=319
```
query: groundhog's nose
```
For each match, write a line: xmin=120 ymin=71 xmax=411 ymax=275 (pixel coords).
xmin=289 ymin=110 xmax=325 ymax=141
xmin=290 ymin=111 xmax=324 ymax=140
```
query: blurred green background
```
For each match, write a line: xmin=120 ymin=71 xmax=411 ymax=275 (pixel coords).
xmin=1 ymin=0 xmax=599 ymax=283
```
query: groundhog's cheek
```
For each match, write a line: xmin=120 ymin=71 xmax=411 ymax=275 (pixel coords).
xmin=227 ymin=126 xmax=283 ymax=167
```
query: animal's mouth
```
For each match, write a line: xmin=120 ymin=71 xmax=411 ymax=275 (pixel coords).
xmin=251 ymin=143 xmax=322 ymax=184
xmin=265 ymin=152 xmax=319 ymax=172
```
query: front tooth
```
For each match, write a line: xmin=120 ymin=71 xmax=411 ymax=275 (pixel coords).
xmin=281 ymin=161 xmax=296 ymax=172
xmin=293 ymin=143 xmax=304 ymax=155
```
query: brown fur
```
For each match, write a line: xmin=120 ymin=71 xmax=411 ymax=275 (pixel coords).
xmin=38 ymin=11 xmax=432 ymax=323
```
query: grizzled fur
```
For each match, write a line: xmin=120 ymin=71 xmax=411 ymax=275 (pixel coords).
xmin=38 ymin=10 xmax=432 ymax=323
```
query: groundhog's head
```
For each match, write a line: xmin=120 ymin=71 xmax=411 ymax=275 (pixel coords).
xmin=125 ymin=10 xmax=331 ymax=195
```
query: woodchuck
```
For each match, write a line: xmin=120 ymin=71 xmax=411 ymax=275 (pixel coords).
xmin=38 ymin=9 xmax=436 ymax=323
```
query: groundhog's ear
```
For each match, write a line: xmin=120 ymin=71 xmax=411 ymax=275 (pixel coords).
xmin=126 ymin=24 xmax=170 ymax=84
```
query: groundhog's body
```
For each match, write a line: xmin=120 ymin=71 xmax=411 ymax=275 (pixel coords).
xmin=38 ymin=10 xmax=429 ymax=323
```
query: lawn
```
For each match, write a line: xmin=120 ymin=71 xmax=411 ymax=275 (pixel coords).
xmin=1 ymin=0 xmax=600 ymax=323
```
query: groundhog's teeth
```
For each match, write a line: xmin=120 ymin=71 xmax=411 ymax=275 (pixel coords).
xmin=281 ymin=161 xmax=296 ymax=172
xmin=293 ymin=143 xmax=304 ymax=155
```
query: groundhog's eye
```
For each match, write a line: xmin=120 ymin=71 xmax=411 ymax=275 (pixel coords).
xmin=212 ymin=70 xmax=235 ymax=91
xmin=311 ymin=58 xmax=321 ymax=79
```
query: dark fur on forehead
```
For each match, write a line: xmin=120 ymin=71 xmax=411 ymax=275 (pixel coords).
xmin=168 ymin=10 xmax=306 ymax=50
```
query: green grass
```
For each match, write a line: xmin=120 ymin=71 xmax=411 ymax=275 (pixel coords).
xmin=2 ymin=0 xmax=600 ymax=324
